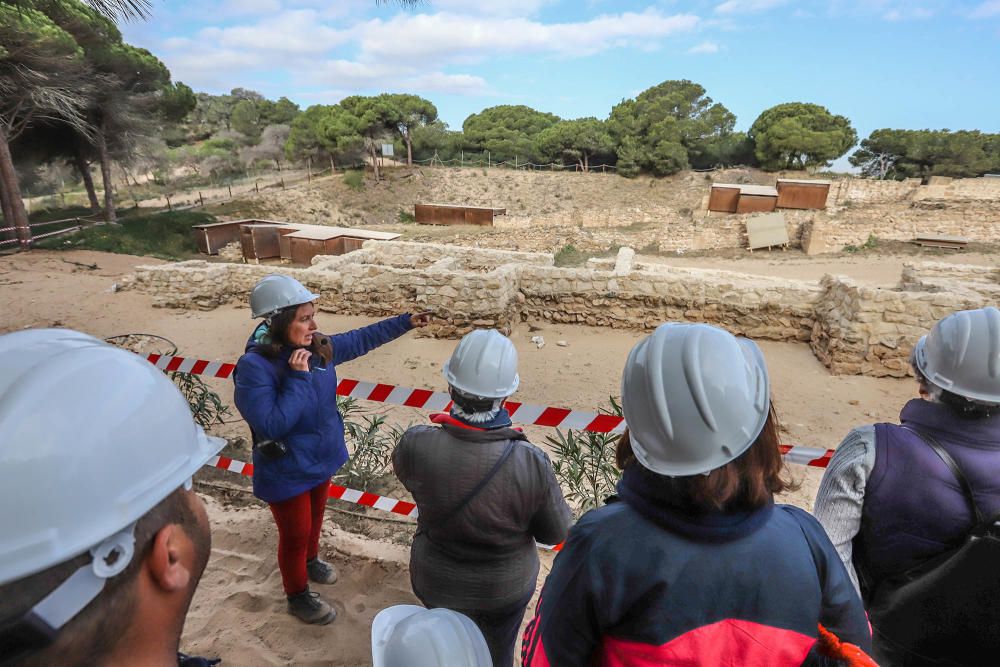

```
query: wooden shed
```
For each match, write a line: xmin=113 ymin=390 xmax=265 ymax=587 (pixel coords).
xmin=279 ymin=225 xmax=401 ymax=265
xmin=240 ymin=224 xmax=287 ymax=262
xmin=192 ymin=219 xmax=289 ymax=255
xmin=708 ymin=184 xmax=741 ymax=213
xmin=735 ymin=185 xmax=778 ymax=213
xmin=414 ymin=204 xmax=507 ymax=226
xmin=776 ymin=179 xmax=831 ymax=210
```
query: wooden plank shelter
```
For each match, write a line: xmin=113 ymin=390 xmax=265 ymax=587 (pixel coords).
xmin=735 ymin=185 xmax=778 ymax=213
xmin=414 ymin=204 xmax=507 ymax=226
xmin=776 ymin=179 xmax=831 ymax=210
xmin=708 ymin=184 xmax=741 ymax=213
xmin=192 ymin=219 xmax=290 ymax=255
xmin=279 ymin=224 xmax=401 ymax=265
xmin=240 ymin=224 xmax=286 ymax=262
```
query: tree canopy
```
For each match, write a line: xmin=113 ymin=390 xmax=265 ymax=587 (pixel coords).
xmin=462 ymin=105 xmax=561 ymax=163
xmin=535 ymin=118 xmax=615 ymax=172
xmin=608 ymin=80 xmax=739 ymax=175
xmin=850 ymin=128 xmax=1000 ymax=179
xmin=749 ymin=102 xmax=856 ymax=171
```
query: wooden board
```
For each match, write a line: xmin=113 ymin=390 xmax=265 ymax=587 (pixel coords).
xmin=708 ymin=184 xmax=741 ymax=213
xmin=413 ymin=204 xmax=503 ymax=226
xmin=239 ymin=225 xmax=283 ymax=261
xmin=736 ymin=194 xmax=778 ymax=214
xmin=776 ymin=180 xmax=830 ymax=210
xmin=746 ymin=213 xmax=789 ymax=250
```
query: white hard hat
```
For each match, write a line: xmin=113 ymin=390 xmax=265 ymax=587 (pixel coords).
xmin=621 ymin=323 xmax=771 ymax=476
xmin=249 ymin=274 xmax=319 ymax=319
xmin=442 ymin=329 xmax=519 ymax=399
xmin=371 ymin=605 xmax=491 ymax=667
xmin=913 ymin=306 xmax=1000 ymax=404
xmin=0 ymin=329 xmax=224 ymax=631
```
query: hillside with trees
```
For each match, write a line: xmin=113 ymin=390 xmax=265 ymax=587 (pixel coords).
xmin=4 ymin=0 xmax=999 ymax=238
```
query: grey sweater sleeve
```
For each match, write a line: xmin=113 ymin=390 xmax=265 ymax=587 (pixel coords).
xmin=814 ymin=425 xmax=877 ymax=596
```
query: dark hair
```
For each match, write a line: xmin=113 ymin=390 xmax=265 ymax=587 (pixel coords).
xmin=257 ymin=305 xmax=302 ymax=358
xmin=0 ymin=489 xmax=204 ymax=667
xmin=616 ymin=403 xmax=797 ymax=513
xmin=914 ymin=366 xmax=997 ymax=420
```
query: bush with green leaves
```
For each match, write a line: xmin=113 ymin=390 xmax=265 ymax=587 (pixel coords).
xmin=343 ymin=169 xmax=365 ymax=191
xmin=546 ymin=398 xmax=623 ymax=516
xmin=334 ymin=397 xmax=407 ymax=491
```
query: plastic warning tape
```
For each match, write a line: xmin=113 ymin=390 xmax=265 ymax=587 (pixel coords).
xmin=205 ymin=454 xmax=564 ymax=551
xmin=149 ymin=353 xmax=835 ymax=468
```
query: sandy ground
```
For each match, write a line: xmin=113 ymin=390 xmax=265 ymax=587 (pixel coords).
xmin=1 ymin=249 xmax=937 ymax=665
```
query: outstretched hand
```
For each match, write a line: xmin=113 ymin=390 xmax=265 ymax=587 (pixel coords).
xmin=410 ymin=311 xmax=433 ymax=328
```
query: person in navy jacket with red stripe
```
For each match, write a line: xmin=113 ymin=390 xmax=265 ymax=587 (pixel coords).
xmin=522 ymin=323 xmax=872 ymax=666
xmin=233 ymin=275 xmax=429 ymax=626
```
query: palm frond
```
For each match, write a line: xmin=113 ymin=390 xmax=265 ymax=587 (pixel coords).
xmin=83 ymin=0 xmax=152 ymax=21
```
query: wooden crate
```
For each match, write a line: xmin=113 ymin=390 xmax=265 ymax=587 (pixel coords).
xmin=776 ymin=179 xmax=830 ymax=210
xmin=708 ymin=184 xmax=741 ymax=213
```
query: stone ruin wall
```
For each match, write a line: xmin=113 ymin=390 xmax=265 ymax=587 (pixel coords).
xmin=125 ymin=241 xmax=997 ymax=379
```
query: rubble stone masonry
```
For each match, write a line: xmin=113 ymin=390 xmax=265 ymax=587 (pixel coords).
xmin=125 ymin=241 xmax=996 ymax=378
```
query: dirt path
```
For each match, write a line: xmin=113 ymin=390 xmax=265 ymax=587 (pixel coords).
xmin=2 ymin=249 xmax=929 ymax=665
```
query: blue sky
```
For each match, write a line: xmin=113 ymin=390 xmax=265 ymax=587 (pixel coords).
xmin=123 ymin=0 xmax=1000 ymax=148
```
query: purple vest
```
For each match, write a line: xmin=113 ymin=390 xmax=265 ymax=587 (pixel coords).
xmin=855 ymin=399 xmax=1000 ymax=585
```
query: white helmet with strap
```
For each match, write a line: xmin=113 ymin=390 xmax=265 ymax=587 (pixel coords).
xmin=249 ymin=274 xmax=319 ymax=320
xmin=913 ymin=306 xmax=1000 ymax=405
xmin=442 ymin=329 xmax=520 ymax=399
xmin=0 ymin=329 xmax=224 ymax=642
xmin=621 ymin=323 xmax=771 ymax=476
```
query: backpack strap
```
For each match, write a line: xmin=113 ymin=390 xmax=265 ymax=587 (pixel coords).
xmin=423 ymin=440 xmax=517 ymax=533
xmin=901 ymin=425 xmax=984 ymax=525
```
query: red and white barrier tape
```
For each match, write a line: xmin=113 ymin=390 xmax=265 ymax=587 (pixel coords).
xmin=205 ymin=454 xmax=563 ymax=551
xmin=147 ymin=353 xmax=835 ymax=468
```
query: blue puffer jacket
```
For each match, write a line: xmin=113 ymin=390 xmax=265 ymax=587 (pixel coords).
xmin=233 ymin=314 xmax=412 ymax=504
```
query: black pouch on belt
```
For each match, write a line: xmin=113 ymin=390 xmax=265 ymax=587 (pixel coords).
xmin=254 ymin=438 xmax=287 ymax=459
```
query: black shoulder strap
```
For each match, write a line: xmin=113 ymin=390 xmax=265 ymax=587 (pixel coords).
xmin=423 ymin=440 xmax=517 ymax=531
xmin=901 ymin=425 xmax=984 ymax=525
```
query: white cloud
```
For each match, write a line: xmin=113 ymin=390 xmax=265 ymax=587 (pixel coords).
xmin=714 ymin=0 xmax=788 ymax=14
xmin=428 ymin=0 xmax=557 ymax=17
xmin=198 ymin=10 xmax=348 ymax=55
xmin=969 ymin=0 xmax=1000 ymax=18
xmin=306 ymin=60 xmax=489 ymax=95
xmin=356 ymin=9 xmax=700 ymax=64
xmin=687 ymin=41 xmax=721 ymax=53
xmin=216 ymin=0 xmax=282 ymax=17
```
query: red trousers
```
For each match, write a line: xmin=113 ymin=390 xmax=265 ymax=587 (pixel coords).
xmin=268 ymin=480 xmax=330 ymax=595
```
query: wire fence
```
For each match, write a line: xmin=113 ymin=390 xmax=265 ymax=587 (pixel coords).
xmin=0 ymin=213 xmax=105 ymax=249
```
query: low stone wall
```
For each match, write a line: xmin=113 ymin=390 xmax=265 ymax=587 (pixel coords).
xmin=520 ymin=264 xmax=819 ymax=341
xmin=809 ymin=275 xmax=988 ymax=377
xmin=125 ymin=243 xmax=997 ymax=378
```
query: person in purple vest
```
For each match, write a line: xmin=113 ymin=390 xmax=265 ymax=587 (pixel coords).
xmin=814 ymin=306 xmax=1000 ymax=663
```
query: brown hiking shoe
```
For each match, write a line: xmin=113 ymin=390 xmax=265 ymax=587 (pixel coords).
xmin=287 ymin=589 xmax=336 ymax=625
xmin=306 ymin=557 xmax=338 ymax=585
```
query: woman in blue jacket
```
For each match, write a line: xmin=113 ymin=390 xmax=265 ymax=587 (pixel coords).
xmin=234 ymin=274 xmax=429 ymax=625
xmin=522 ymin=323 xmax=872 ymax=666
